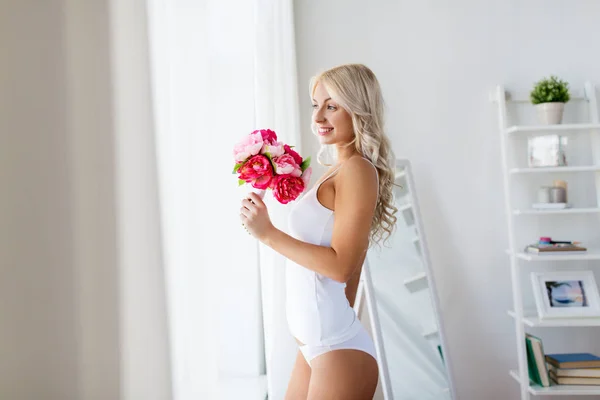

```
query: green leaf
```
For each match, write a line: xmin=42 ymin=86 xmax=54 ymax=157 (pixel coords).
xmin=238 ymin=179 xmax=246 ymax=186
xmin=300 ymin=156 xmax=311 ymax=172
xmin=530 ymin=75 xmax=570 ymax=104
xmin=262 ymin=152 xmax=278 ymax=171
xmin=232 ymin=162 xmax=244 ymax=174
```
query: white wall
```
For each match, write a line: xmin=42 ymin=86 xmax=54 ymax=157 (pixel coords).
xmin=294 ymin=1 xmax=600 ymax=399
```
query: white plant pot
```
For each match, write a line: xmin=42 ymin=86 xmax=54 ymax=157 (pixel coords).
xmin=535 ymin=102 xmax=565 ymax=125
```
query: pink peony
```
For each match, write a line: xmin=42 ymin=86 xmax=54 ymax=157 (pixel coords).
xmin=273 ymin=154 xmax=302 ymax=177
xmin=238 ymin=154 xmax=274 ymax=189
xmin=272 ymin=174 xmax=305 ymax=204
xmin=232 ymin=127 xmax=312 ymax=204
xmin=253 ymin=129 xmax=278 ymax=145
xmin=261 ymin=141 xmax=285 ymax=158
xmin=284 ymin=144 xmax=303 ymax=165
xmin=301 ymin=166 xmax=312 ymax=188
xmin=233 ymin=132 xmax=264 ymax=163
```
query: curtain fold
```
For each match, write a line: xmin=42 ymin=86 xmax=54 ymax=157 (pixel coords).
xmin=147 ymin=1 xmax=220 ymax=398
xmin=146 ymin=0 xmax=302 ymax=399
xmin=254 ymin=0 xmax=304 ymax=398
xmin=109 ymin=0 xmax=172 ymax=399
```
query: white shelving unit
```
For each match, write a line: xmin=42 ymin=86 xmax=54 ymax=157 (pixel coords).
xmin=494 ymin=81 xmax=600 ymax=399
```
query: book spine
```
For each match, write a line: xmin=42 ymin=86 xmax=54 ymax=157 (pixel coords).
xmin=526 ymin=337 xmax=542 ymax=385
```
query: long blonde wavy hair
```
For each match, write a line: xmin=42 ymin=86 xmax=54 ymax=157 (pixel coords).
xmin=309 ymin=64 xmax=398 ymax=246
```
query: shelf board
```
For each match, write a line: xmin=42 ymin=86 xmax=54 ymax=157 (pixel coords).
xmin=509 ymin=165 xmax=600 ymax=174
xmin=399 ymin=203 xmax=412 ymax=212
xmin=505 ymin=123 xmax=600 ymax=135
xmin=510 ymin=369 xmax=600 ymax=395
xmin=404 ymin=272 xmax=426 ymax=285
xmin=403 ymin=272 xmax=428 ymax=293
xmin=513 ymin=207 xmax=600 ymax=215
xmin=507 ymin=310 xmax=600 ymax=327
xmin=507 ymin=249 xmax=600 ymax=261
xmin=422 ymin=328 xmax=439 ymax=339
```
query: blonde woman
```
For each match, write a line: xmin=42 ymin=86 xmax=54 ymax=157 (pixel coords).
xmin=239 ymin=64 xmax=397 ymax=399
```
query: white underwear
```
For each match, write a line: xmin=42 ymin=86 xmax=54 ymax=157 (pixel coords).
xmin=298 ymin=323 xmax=377 ymax=367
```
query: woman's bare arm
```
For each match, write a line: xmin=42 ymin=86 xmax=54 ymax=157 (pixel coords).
xmin=262 ymin=156 xmax=378 ymax=283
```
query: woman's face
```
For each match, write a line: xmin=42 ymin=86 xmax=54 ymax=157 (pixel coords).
xmin=312 ymin=82 xmax=354 ymax=146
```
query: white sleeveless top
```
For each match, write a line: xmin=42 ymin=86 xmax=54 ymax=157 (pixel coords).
xmin=286 ymin=158 xmax=379 ymax=346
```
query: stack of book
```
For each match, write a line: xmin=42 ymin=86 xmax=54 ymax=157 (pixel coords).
xmin=546 ymin=353 xmax=600 ymax=385
xmin=525 ymin=243 xmax=587 ymax=254
xmin=525 ymin=333 xmax=600 ymax=387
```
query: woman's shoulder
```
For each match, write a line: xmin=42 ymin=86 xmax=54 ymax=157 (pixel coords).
xmin=340 ymin=156 xmax=377 ymax=178
xmin=332 ymin=156 xmax=378 ymax=210
xmin=337 ymin=156 xmax=378 ymax=191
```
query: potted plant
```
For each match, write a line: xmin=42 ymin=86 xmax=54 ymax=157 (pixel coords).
xmin=530 ymin=75 xmax=570 ymax=125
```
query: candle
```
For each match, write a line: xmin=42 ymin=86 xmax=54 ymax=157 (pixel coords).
xmin=552 ymin=180 xmax=568 ymax=202
xmin=537 ymin=187 xmax=551 ymax=203
xmin=553 ymin=180 xmax=567 ymax=189
xmin=550 ymin=187 xmax=566 ymax=203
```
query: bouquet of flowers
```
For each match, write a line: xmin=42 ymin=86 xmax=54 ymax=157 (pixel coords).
xmin=233 ymin=129 xmax=312 ymax=204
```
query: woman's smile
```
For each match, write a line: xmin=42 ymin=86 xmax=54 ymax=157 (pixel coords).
xmin=318 ymin=127 xmax=334 ymax=136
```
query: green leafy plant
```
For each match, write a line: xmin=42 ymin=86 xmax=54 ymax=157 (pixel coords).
xmin=530 ymin=75 xmax=570 ymax=104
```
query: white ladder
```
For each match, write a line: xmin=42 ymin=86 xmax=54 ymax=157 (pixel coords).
xmin=494 ymin=81 xmax=600 ymax=399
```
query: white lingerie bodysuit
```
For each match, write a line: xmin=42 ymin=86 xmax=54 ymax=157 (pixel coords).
xmin=286 ymin=159 xmax=379 ymax=347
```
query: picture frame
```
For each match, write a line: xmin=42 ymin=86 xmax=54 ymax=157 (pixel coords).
xmin=527 ymin=134 xmax=568 ymax=167
xmin=531 ymin=271 xmax=600 ymax=319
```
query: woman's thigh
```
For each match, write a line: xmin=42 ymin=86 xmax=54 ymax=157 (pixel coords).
xmin=285 ymin=350 xmax=311 ymax=400
xmin=307 ymin=349 xmax=379 ymax=400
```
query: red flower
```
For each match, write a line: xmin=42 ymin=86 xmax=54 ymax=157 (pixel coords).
xmin=272 ymin=174 xmax=305 ymax=204
xmin=284 ymin=144 xmax=302 ymax=165
xmin=238 ymin=154 xmax=274 ymax=189
xmin=253 ymin=129 xmax=278 ymax=145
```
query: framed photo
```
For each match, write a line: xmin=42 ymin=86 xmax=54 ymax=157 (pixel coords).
xmin=528 ymin=134 xmax=568 ymax=167
xmin=531 ymin=271 xmax=600 ymax=319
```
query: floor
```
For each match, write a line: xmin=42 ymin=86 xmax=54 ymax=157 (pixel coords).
xmin=219 ymin=375 xmax=268 ymax=400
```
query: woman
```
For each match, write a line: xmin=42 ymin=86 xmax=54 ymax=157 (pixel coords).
xmin=240 ymin=64 xmax=397 ymax=399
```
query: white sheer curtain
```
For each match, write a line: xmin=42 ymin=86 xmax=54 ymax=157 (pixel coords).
xmin=146 ymin=0 xmax=301 ymax=398
xmin=254 ymin=0 xmax=303 ymax=398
